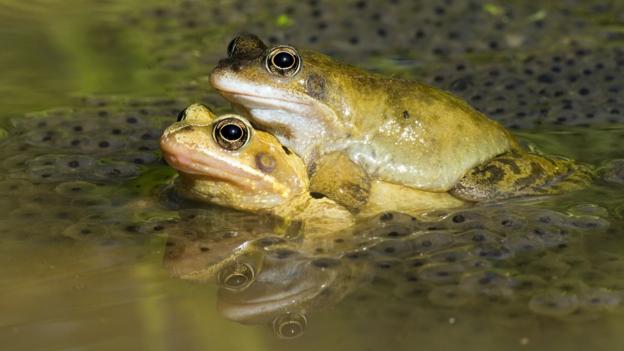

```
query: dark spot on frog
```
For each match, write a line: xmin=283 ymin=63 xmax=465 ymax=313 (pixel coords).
xmin=402 ymin=110 xmax=410 ymax=119
xmin=496 ymin=158 xmax=522 ymax=174
xmin=514 ymin=162 xmax=545 ymax=189
xmin=305 ymin=73 xmax=326 ymax=100
xmin=282 ymin=145 xmax=292 ymax=155
xmin=310 ymin=191 xmax=326 ymax=199
xmin=379 ymin=212 xmax=394 ymax=221
xmin=255 ymin=152 xmax=276 ymax=173
xmin=470 ymin=164 xmax=505 ymax=184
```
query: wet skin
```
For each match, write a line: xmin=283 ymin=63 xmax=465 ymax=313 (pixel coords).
xmin=160 ymin=104 xmax=465 ymax=232
xmin=160 ymin=103 xmax=354 ymax=235
xmin=210 ymin=33 xmax=592 ymax=207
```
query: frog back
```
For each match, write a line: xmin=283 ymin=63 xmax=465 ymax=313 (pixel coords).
xmin=343 ymin=78 xmax=518 ymax=191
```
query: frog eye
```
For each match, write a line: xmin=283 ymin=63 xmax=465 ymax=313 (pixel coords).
xmin=217 ymin=262 xmax=255 ymax=291
xmin=226 ymin=36 xmax=239 ymax=57
xmin=212 ymin=115 xmax=252 ymax=151
xmin=266 ymin=46 xmax=301 ymax=77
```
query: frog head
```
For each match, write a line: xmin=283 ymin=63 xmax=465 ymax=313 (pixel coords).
xmin=160 ymin=103 xmax=309 ymax=213
xmin=210 ymin=33 xmax=363 ymax=163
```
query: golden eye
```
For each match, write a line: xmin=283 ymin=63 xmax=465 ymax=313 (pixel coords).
xmin=217 ymin=262 xmax=255 ymax=291
xmin=212 ymin=116 xmax=252 ymax=151
xmin=266 ymin=46 xmax=301 ymax=76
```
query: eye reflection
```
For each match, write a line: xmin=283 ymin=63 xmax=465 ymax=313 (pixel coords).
xmin=218 ymin=262 xmax=255 ymax=291
xmin=272 ymin=312 xmax=308 ymax=339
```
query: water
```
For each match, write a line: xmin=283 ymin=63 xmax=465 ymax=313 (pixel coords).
xmin=1 ymin=0 xmax=624 ymax=350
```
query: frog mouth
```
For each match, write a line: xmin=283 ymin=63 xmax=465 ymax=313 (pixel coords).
xmin=160 ymin=138 xmax=277 ymax=192
xmin=210 ymin=72 xmax=312 ymax=112
xmin=216 ymin=88 xmax=311 ymax=112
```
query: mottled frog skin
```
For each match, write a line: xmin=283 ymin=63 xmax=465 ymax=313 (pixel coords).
xmin=209 ymin=33 xmax=592 ymax=206
xmin=452 ymin=151 xmax=593 ymax=201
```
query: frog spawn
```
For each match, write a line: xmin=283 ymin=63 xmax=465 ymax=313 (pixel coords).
xmin=0 ymin=97 xmax=189 ymax=184
xmin=0 ymin=97 xmax=198 ymax=244
xmin=128 ymin=0 xmax=621 ymax=73
xmin=424 ymin=48 xmax=624 ymax=130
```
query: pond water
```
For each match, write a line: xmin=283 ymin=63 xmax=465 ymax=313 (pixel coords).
xmin=1 ymin=0 xmax=624 ymax=350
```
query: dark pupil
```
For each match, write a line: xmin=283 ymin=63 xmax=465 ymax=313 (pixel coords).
xmin=220 ymin=124 xmax=243 ymax=141
xmin=225 ymin=274 xmax=247 ymax=287
xmin=274 ymin=52 xmax=295 ymax=69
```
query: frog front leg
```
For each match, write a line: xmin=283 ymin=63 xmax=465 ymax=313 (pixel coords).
xmin=450 ymin=151 xmax=593 ymax=202
xmin=309 ymin=152 xmax=371 ymax=213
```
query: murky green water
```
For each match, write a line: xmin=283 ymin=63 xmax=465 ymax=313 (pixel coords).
xmin=1 ymin=0 xmax=624 ymax=350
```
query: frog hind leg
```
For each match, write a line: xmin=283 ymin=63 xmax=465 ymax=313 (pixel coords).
xmin=450 ymin=151 xmax=593 ymax=202
xmin=309 ymin=151 xmax=371 ymax=213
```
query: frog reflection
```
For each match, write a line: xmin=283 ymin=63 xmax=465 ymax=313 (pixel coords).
xmin=215 ymin=239 xmax=371 ymax=338
xmin=162 ymin=200 xmax=619 ymax=338
xmin=164 ymin=227 xmax=374 ymax=338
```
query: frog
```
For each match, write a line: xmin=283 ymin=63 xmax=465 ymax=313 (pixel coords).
xmin=160 ymin=104 xmax=466 ymax=232
xmin=209 ymin=33 xmax=592 ymax=211
xmin=160 ymin=103 xmax=355 ymax=236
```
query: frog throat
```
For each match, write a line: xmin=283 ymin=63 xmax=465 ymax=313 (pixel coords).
xmin=210 ymin=74 xmax=340 ymax=163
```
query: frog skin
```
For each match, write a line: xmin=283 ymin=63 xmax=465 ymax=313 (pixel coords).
xmin=209 ymin=33 xmax=592 ymax=205
xmin=160 ymin=104 xmax=464 ymax=233
xmin=160 ymin=103 xmax=354 ymax=236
